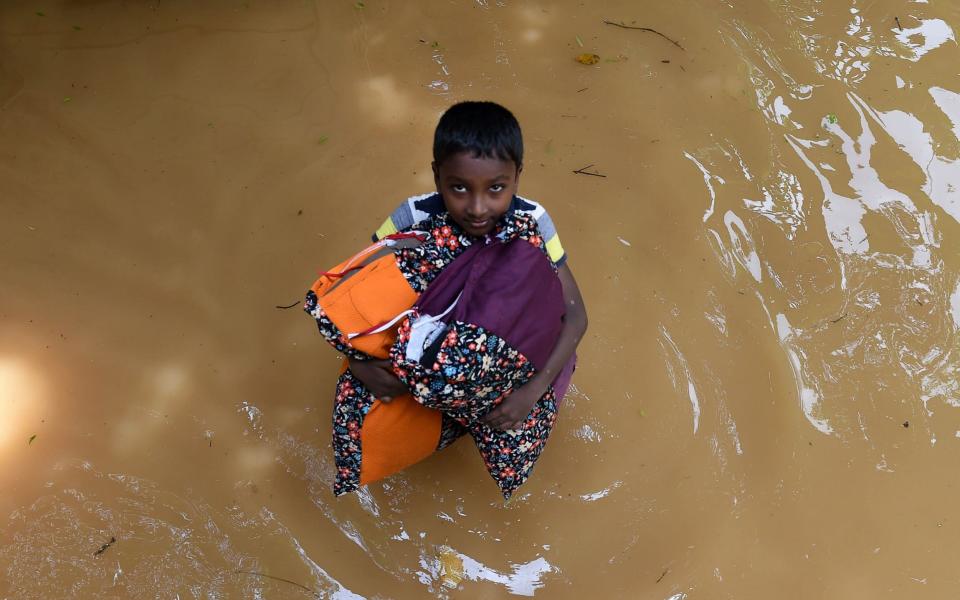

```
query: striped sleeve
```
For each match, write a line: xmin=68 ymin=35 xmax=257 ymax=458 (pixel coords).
xmin=515 ymin=196 xmax=567 ymax=267
xmin=372 ymin=193 xmax=441 ymax=241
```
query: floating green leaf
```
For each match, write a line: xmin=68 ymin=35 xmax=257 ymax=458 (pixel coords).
xmin=36 ymin=11 xmax=45 ymax=17
xmin=355 ymin=1 xmax=365 ymax=7
xmin=29 ymin=434 xmax=37 ymax=444
xmin=72 ymin=25 xmax=83 ymax=31
xmin=827 ymin=113 xmax=838 ymax=124
xmin=317 ymin=135 xmax=329 ymax=145
xmin=575 ymin=35 xmax=583 ymax=47
xmin=63 ymin=96 xmax=71 ymax=103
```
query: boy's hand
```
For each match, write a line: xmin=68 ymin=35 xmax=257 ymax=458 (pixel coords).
xmin=348 ymin=358 xmax=407 ymax=402
xmin=482 ymin=383 xmax=543 ymax=431
xmin=481 ymin=262 xmax=588 ymax=431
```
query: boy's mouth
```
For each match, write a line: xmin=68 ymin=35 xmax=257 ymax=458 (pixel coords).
xmin=466 ymin=218 xmax=490 ymax=229
xmin=462 ymin=219 xmax=494 ymax=234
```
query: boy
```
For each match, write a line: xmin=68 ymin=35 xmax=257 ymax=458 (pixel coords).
xmin=348 ymin=101 xmax=587 ymax=431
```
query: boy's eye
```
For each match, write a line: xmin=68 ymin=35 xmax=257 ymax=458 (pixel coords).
xmin=452 ymin=184 xmax=467 ymax=193
xmin=490 ymin=184 xmax=505 ymax=192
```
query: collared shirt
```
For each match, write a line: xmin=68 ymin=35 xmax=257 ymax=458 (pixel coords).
xmin=372 ymin=192 xmax=567 ymax=267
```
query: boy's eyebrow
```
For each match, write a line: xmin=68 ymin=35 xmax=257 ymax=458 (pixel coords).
xmin=443 ymin=173 xmax=512 ymax=182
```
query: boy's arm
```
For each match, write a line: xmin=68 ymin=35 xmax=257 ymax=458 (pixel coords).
xmin=481 ymin=262 xmax=588 ymax=431
xmin=347 ymin=357 xmax=407 ymax=402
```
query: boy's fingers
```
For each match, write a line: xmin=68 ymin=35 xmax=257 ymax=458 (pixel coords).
xmin=484 ymin=408 xmax=524 ymax=430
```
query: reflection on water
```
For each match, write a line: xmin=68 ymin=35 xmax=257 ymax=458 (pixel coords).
xmin=658 ymin=326 xmax=702 ymax=434
xmin=0 ymin=460 xmax=362 ymax=598
xmin=2 ymin=0 xmax=960 ymax=597
xmin=0 ymin=358 xmax=47 ymax=454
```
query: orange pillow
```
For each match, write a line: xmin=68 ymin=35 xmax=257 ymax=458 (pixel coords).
xmin=307 ymin=235 xmax=444 ymax=488
xmin=358 ymin=385 xmax=441 ymax=485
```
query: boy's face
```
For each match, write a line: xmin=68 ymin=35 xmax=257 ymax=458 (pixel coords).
xmin=433 ymin=151 xmax=520 ymax=238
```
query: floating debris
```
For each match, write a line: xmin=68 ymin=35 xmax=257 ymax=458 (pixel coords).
xmin=94 ymin=536 xmax=116 ymax=557
xmin=235 ymin=571 xmax=320 ymax=598
xmin=438 ymin=546 xmax=464 ymax=589
xmin=601 ymin=19 xmax=685 ymax=51
xmin=572 ymin=164 xmax=607 ymax=177
xmin=575 ymin=53 xmax=600 ymax=65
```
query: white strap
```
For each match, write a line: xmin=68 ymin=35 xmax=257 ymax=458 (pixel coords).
xmin=411 ymin=292 xmax=462 ymax=330
xmin=345 ymin=291 xmax=461 ymax=341
xmin=403 ymin=292 xmax=463 ymax=362
xmin=339 ymin=239 xmax=387 ymax=273
xmin=346 ymin=309 xmax=414 ymax=340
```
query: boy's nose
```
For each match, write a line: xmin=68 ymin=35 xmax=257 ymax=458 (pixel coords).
xmin=466 ymin=194 xmax=485 ymax=216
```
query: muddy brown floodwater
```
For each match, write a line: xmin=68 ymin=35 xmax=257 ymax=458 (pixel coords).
xmin=2 ymin=0 xmax=960 ymax=598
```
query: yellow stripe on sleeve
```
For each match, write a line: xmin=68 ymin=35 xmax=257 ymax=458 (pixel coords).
xmin=545 ymin=234 xmax=565 ymax=265
xmin=374 ymin=218 xmax=398 ymax=240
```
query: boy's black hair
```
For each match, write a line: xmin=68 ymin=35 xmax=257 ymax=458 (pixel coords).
xmin=433 ymin=101 xmax=523 ymax=169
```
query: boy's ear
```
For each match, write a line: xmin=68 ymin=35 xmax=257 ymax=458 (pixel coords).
xmin=431 ymin=161 xmax=440 ymax=188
